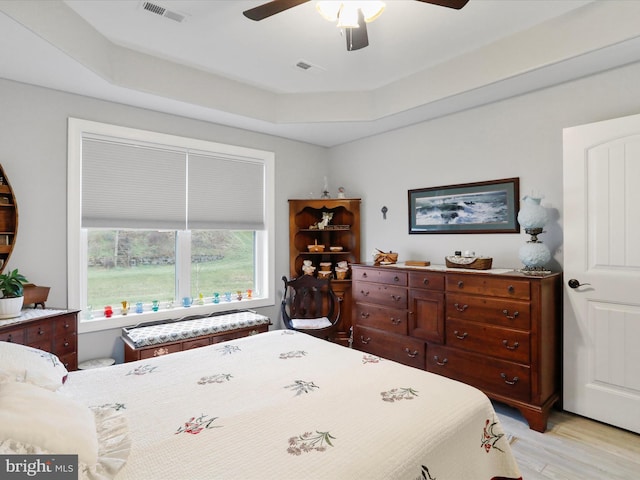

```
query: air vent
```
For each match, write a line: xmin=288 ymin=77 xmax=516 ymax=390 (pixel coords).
xmin=142 ymin=1 xmax=186 ymax=22
xmin=294 ymin=60 xmax=326 ymax=75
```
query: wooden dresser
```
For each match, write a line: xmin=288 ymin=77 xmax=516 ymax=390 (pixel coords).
xmin=0 ymin=309 xmax=79 ymax=371
xmin=352 ymin=264 xmax=561 ymax=432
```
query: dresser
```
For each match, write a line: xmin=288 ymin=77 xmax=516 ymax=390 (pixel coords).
xmin=352 ymin=264 xmax=561 ymax=432
xmin=0 ymin=309 xmax=79 ymax=371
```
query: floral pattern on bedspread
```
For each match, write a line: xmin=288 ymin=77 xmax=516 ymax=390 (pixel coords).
xmin=176 ymin=414 xmax=221 ymax=435
xmin=125 ymin=364 xmax=157 ymax=376
xmin=481 ymin=418 xmax=506 ymax=453
xmin=279 ymin=350 xmax=307 ymax=359
xmin=287 ymin=431 xmax=336 ymax=455
xmin=284 ymin=380 xmax=319 ymax=395
xmin=380 ymin=387 xmax=419 ymax=402
xmin=197 ymin=373 xmax=233 ymax=385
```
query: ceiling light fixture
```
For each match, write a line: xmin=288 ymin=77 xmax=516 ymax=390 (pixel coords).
xmin=316 ymin=1 xmax=386 ymax=28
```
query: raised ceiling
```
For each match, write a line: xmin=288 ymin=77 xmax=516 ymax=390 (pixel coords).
xmin=2 ymin=0 xmax=640 ymax=146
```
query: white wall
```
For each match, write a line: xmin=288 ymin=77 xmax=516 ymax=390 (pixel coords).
xmin=330 ymin=60 xmax=640 ymax=271
xmin=4 ymin=59 xmax=640 ymax=363
xmin=0 ymin=78 xmax=328 ymax=362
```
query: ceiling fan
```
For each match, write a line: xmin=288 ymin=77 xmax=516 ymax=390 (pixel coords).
xmin=243 ymin=0 xmax=470 ymax=51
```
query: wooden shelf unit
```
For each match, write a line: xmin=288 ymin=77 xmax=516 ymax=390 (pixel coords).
xmin=0 ymin=166 xmax=18 ymax=273
xmin=288 ymin=198 xmax=361 ymax=345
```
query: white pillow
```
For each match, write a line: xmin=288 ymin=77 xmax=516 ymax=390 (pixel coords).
xmin=0 ymin=381 xmax=99 ymax=465
xmin=0 ymin=341 xmax=68 ymax=390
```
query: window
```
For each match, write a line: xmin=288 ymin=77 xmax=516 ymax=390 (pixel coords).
xmin=68 ymin=118 xmax=275 ymax=333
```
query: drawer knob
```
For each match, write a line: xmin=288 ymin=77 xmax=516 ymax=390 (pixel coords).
xmin=359 ymin=336 xmax=371 ymax=345
xmin=390 ymin=295 xmax=402 ymax=302
xmin=64 ymin=323 xmax=70 ymax=329
xmin=405 ymin=348 xmax=419 ymax=358
xmin=507 ymin=285 xmax=515 ymax=293
xmin=433 ymin=355 xmax=448 ymax=366
xmin=454 ymin=303 xmax=468 ymax=312
xmin=393 ymin=276 xmax=400 ymax=283
xmin=422 ymin=278 xmax=430 ymax=286
xmin=6 ymin=334 xmax=12 ymax=342
xmin=502 ymin=340 xmax=520 ymax=350
xmin=390 ymin=317 xmax=401 ymax=325
xmin=362 ymin=272 xmax=368 ymax=278
xmin=154 ymin=347 xmax=169 ymax=356
xmin=454 ymin=330 xmax=468 ymax=340
xmin=38 ymin=328 xmax=45 ymax=336
xmin=500 ymin=373 xmax=519 ymax=385
xmin=457 ymin=281 xmax=464 ymax=288
xmin=63 ymin=341 xmax=70 ymax=347
xmin=502 ymin=309 xmax=519 ymax=320
xmin=360 ymin=312 xmax=370 ymax=319
xmin=360 ymin=290 xmax=370 ymax=296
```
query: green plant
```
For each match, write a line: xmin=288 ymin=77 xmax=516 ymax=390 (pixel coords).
xmin=0 ymin=269 xmax=28 ymax=298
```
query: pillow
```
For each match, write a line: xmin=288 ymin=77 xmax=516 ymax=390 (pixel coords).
xmin=0 ymin=381 xmax=99 ymax=465
xmin=0 ymin=341 xmax=68 ymax=390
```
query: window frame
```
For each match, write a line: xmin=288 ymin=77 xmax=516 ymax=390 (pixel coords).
xmin=68 ymin=118 xmax=275 ymax=333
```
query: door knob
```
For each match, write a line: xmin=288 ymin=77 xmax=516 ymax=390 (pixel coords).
xmin=568 ymin=278 xmax=591 ymax=289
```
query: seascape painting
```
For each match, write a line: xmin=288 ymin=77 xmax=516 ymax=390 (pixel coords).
xmin=408 ymin=178 xmax=519 ymax=234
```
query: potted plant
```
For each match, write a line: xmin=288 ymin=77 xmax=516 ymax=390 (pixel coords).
xmin=0 ymin=268 xmax=28 ymax=319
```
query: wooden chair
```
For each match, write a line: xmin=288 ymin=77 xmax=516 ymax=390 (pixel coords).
xmin=281 ymin=275 xmax=341 ymax=339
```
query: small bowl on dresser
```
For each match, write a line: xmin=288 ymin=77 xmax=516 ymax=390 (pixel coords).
xmin=329 ymin=246 xmax=343 ymax=252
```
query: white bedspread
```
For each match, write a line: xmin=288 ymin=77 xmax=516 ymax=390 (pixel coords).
xmin=64 ymin=330 xmax=521 ymax=480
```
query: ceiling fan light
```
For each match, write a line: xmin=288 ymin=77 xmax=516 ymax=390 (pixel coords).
xmin=336 ymin=5 xmax=360 ymax=28
xmin=360 ymin=2 xmax=385 ymax=23
xmin=316 ymin=1 xmax=341 ymax=22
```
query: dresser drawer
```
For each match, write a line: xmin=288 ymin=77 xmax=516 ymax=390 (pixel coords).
xmin=446 ymin=274 xmax=531 ymax=300
xmin=354 ymin=303 xmax=407 ymax=335
xmin=140 ymin=343 xmax=183 ymax=359
xmin=353 ymin=267 xmax=407 ymax=286
xmin=0 ymin=328 xmax=24 ymax=343
xmin=183 ymin=337 xmax=212 ymax=350
xmin=446 ymin=319 xmax=530 ymax=364
xmin=25 ymin=321 xmax=53 ymax=343
xmin=353 ymin=325 xmax=425 ymax=369
xmin=446 ymin=293 xmax=531 ymax=330
xmin=52 ymin=333 xmax=77 ymax=357
xmin=427 ymin=345 xmax=531 ymax=402
xmin=408 ymin=271 xmax=445 ymax=291
xmin=54 ymin=315 xmax=77 ymax=336
xmin=353 ymin=281 xmax=407 ymax=309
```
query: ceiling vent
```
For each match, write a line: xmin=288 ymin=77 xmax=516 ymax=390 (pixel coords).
xmin=294 ymin=60 xmax=326 ymax=75
xmin=142 ymin=1 xmax=186 ymax=23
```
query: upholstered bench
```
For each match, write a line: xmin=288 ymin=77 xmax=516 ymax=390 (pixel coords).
xmin=121 ymin=310 xmax=271 ymax=362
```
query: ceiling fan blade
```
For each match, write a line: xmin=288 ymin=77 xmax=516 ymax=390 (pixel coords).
xmin=243 ymin=0 xmax=310 ymax=21
xmin=415 ymin=0 xmax=470 ymax=9
xmin=345 ymin=10 xmax=368 ymax=51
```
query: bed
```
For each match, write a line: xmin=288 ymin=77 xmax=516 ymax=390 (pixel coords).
xmin=0 ymin=330 xmax=522 ymax=480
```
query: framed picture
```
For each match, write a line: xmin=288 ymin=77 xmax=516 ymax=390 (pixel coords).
xmin=408 ymin=177 xmax=520 ymax=234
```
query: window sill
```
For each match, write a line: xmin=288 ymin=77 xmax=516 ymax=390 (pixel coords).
xmin=78 ymin=297 xmax=273 ymax=334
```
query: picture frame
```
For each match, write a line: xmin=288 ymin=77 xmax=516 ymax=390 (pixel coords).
xmin=408 ymin=177 xmax=520 ymax=234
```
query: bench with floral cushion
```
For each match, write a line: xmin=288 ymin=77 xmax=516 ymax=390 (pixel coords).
xmin=121 ymin=310 xmax=270 ymax=361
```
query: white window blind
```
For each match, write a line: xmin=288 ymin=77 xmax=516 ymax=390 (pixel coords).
xmin=81 ymin=136 xmax=266 ymax=230
xmin=187 ymin=152 xmax=265 ymax=230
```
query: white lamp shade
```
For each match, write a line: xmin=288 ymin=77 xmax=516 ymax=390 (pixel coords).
xmin=517 ymin=196 xmax=548 ymax=229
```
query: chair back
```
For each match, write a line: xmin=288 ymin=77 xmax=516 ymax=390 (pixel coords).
xmin=281 ymin=275 xmax=340 ymax=335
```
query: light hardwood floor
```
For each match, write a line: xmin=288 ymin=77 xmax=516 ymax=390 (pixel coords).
xmin=494 ymin=402 xmax=640 ymax=479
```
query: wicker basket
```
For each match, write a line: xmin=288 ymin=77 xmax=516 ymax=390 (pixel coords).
xmin=374 ymin=250 xmax=398 ymax=265
xmin=445 ymin=256 xmax=493 ymax=270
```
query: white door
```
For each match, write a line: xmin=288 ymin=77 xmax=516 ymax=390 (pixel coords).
xmin=563 ymin=114 xmax=640 ymax=434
